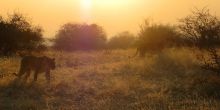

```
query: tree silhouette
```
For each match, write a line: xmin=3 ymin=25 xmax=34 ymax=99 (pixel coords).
xmin=0 ymin=12 xmax=44 ymax=56
xmin=179 ymin=8 xmax=220 ymax=48
xmin=53 ymin=23 xmax=107 ymax=51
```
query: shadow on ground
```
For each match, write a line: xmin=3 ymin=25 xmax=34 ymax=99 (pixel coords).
xmin=0 ymin=78 xmax=47 ymax=110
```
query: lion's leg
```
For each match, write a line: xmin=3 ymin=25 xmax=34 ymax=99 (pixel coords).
xmin=34 ymin=70 xmax=39 ymax=81
xmin=24 ymin=70 xmax=31 ymax=81
xmin=17 ymin=67 xmax=26 ymax=77
xmin=45 ymin=71 xmax=50 ymax=84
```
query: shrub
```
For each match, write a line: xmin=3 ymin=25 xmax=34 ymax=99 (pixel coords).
xmin=136 ymin=20 xmax=182 ymax=57
xmin=0 ymin=12 xmax=44 ymax=56
xmin=53 ymin=23 xmax=107 ymax=51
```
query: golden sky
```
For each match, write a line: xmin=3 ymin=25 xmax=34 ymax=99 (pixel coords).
xmin=0 ymin=0 xmax=220 ymax=38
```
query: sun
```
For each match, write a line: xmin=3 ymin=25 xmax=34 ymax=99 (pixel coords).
xmin=81 ymin=0 xmax=92 ymax=9
xmin=80 ymin=0 xmax=92 ymax=22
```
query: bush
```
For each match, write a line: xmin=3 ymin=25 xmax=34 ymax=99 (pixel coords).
xmin=53 ymin=23 xmax=107 ymax=51
xmin=136 ymin=20 xmax=182 ymax=56
xmin=107 ymin=32 xmax=136 ymax=49
xmin=0 ymin=12 xmax=44 ymax=56
xmin=179 ymin=8 xmax=220 ymax=75
xmin=179 ymin=8 xmax=220 ymax=48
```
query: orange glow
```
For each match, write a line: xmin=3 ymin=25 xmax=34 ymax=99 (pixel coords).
xmin=0 ymin=0 xmax=220 ymax=38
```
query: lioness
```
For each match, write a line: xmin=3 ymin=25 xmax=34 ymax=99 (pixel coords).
xmin=14 ymin=56 xmax=56 ymax=83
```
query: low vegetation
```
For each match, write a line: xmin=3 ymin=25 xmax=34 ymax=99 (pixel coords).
xmin=0 ymin=48 xmax=220 ymax=110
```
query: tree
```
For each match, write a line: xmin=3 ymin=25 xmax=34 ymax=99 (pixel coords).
xmin=179 ymin=8 xmax=220 ymax=74
xmin=53 ymin=23 xmax=107 ymax=51
xmin=0 ymin=12 xmax=44 ymax=56
xmin=179 ymin=8 xmax=220 ymax=48
xmin=107 ymin=31 xmax=136 ymax=49
xmin=136 ymin=20 xmax=181 ymax=57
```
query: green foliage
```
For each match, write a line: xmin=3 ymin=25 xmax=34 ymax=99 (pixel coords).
xmin=0 ymin=12 xmax=44 ymax=56
xmin=107 ymin=31 xmax=136 ymax=49
xmin=53 ymin=23 xmax=107 ymax=51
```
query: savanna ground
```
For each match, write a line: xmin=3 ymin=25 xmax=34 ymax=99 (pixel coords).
xmin=1 ymin=48 xmax=220 ymax=110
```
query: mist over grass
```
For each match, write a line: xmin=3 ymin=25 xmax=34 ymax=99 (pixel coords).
xmin=0 ymin=48 xmax=220 ymax=110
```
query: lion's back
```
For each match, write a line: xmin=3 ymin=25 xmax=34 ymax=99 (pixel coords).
xmin=20 ymin=56 xmax=39 ymax=69
xmin=20 ymin=55 xmax=55 ymax=72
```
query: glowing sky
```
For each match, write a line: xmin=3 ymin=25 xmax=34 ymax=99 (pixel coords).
xmin=0 ymin=0 xmax=220 ymax=38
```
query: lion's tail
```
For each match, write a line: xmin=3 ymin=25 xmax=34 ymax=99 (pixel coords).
xmin=129 ymin=49 xmax=139 ymax=59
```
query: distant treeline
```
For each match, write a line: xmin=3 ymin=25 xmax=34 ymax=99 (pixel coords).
xmin=1 ymin=8 xmax=220 ymax=57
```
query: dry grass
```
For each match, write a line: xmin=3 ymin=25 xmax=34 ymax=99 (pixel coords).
xmin=0 ymin=48 xmax=220 ymax=110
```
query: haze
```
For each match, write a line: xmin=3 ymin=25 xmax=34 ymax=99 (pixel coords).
xmin=1 ymin=0 xmax=220 ymax=38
